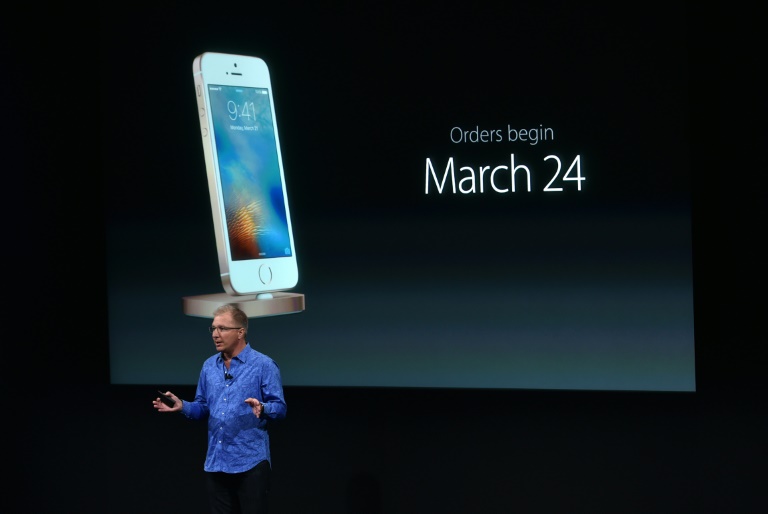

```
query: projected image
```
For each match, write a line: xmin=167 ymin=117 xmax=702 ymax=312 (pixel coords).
xmin=103 ymin=3 xmax=695 ymax=392
xmin=209 ymin=85 xmax=290 ymax=261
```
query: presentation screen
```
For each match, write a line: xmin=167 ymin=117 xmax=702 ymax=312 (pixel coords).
xmin=103 ymin=2 xmax=695 ymax=391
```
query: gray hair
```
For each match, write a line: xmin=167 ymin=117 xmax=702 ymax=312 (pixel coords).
xmin=212 ymin=304 xmax=249 ymax=335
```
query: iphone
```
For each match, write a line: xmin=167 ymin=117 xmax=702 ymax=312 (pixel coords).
xmin=192 ymin=52 xmax=298 ymax=295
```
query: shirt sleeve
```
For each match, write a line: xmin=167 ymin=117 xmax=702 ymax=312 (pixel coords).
xmin=261 ymin=358 xmax=287 ymax=420
xmin=181 ymin=367 xmax=211 ymax=420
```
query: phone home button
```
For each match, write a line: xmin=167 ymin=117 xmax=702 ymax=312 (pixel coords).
xmin=258 ymin=264 xmax=273 ymax=285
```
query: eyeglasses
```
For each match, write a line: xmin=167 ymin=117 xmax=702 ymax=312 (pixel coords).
xmin=208 ymin=326 xmax=243 ymax=334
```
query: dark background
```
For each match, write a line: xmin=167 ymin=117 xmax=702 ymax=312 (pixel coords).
xmin=6 ymin=2 xmax=766 ymax=513
xmin=105 ymin=3 xmax=695 ymax=392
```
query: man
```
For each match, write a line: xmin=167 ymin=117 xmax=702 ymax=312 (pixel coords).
xmin=153 ymin=303 xmax=287 ymax=513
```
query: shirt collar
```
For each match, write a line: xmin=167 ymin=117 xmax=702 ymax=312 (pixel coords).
xmin=217 ymin=343 xmax=251 ymax=364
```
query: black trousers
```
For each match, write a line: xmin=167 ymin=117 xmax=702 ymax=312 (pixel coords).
xmin=206 ymin=460 xmax=271 ymax=514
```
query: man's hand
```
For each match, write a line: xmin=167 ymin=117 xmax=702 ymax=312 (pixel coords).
xmin=152 ymin=391 xmax=182 ymax=413
xmin=245 ymin=398 xmax=265 ymax=418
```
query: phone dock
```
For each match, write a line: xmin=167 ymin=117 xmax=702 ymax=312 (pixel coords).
xmin=182 ymin=291 xmax=305 ymax=318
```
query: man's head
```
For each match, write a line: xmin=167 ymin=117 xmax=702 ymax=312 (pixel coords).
xmin=210 ymin=304 xmax=249 ymax=355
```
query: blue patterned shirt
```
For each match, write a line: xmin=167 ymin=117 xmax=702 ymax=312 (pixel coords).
xmin=180 ymin=344 xmax=287 ymax=473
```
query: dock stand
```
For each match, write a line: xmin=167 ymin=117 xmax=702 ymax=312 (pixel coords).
xmin=182 ymin=291 xmax=305 ymax=318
